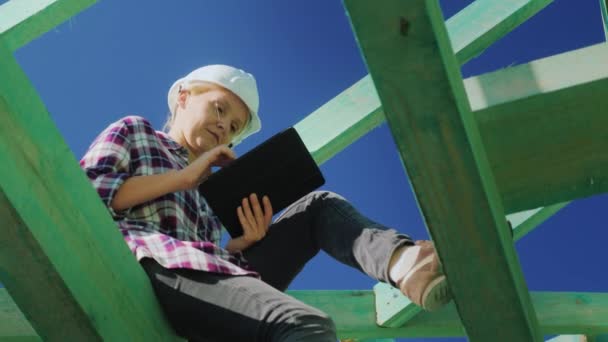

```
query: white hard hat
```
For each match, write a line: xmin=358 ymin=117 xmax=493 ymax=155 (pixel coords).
xmin=167 ymin=64 xmax=261 ymax=146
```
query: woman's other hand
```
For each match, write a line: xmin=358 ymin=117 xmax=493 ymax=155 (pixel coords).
xmin=178 ymin=144 xmax=236 ymax=190
xmin=225 ymin=194 xmax=273 ymax=253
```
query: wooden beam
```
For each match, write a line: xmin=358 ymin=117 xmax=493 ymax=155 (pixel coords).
xmin=447 ymin=0 xmax=553 ymax=63
xmin=548 ymin=336 xmax=608 ymax=342
xmin=0 ymin=289 xmax=39 ymax=341
xmin=298 ymin=43 xmax=608 ymax=215
xmin=547 ymin=336 xmax=588 ymax=342
xmin=296 ymin=0 xmax=552 ymax=165
xmin=293 ymin=290 xmax=608 ymax=340
xmin=508 ymin=202 xmax=569 ymax=241
xmin=373 ymin=201 xmax=569 ymax=327
xmin=0 ymin=0 xmax=95 ymax=52
xmin=600 ymin=0 xmax=608 ymax=41
xmin=2 ymin=289 xmax=607 ymax=340
xmin=469 ymin=42 xmax=608 ymax=213
xmin=294 ymin=75 xmax=384 ymax=165
xmin=343 ymin=0 xmax=541 ymax=341
xmin=0 ymin=42 xmax=182 ymax=341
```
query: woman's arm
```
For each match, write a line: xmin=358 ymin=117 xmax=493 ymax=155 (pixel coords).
xmin=111 ymin=144 xmax=237 ymax=212
xmin=109 ymin=170 xmax=185 ymax=211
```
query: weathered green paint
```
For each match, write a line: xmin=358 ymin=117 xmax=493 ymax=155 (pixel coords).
xmin=447 ymin=0 xmax=553 ymax=63
xmin=373 ymin=283 xmax=419 ymax=328
xmin=291 ymin=290 xmax=608 ymax=339
xmin=298 ymin=42 xmax=608 ymax=215
xmin=0 ymin=41 xmax=182 ymax=341
xmin=300 ymin=36 xmax=608 ymax=220
xmin=3 ymin=289 xmax=607 ymax=340
xmin=374 ymin=202 xmax=568 ymax=327
xmin=548 ymin=335 xmax=608 ymax=342
xmin=294 ymin=75 xmax=384 ymax=165
xmin=508 ymin=202 xmax=570 ymax=241
xmin=547 ymin=336 xmax=586 ymax=342
xmin=600 ymin=0 xmax=608 ymax=41
xmin=344 ymin=0 xmax=541 ymax=341
xmin=296 ymin=0 xmax=552 ymax=166
xmin=0 ymin=0 xmax=96 ymax=52
xmin=471 ymin=42 xmax=608 ymax=213
xmin=0 ymin=289 xmax=39 ymax=341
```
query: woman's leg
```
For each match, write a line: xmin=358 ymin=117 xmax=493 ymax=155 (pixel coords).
xmin=140 ymin=258 xmax=337 ymax=342
xmin=243 ymin=190 xmax=414 ymax=291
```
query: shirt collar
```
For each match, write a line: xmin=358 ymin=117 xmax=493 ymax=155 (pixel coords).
xmin=155 ymin=130 xmax=189 ymax=157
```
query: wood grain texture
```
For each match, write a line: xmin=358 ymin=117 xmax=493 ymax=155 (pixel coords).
xmin=343 ymin=0 xmax=542 ymax=340
xmin=447 ymin=0 xmax=553 ymax=63
xmin=0 ymin=0 xmax=96 ymax=52
xmin=0 ymin=42 xmax=182 ymax=341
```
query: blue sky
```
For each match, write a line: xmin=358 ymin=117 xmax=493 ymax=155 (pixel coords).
xmin=14 ymin=0 xmax=607 ymax=341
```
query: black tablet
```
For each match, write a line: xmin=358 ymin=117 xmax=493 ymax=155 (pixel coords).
xmin=198 ymin=127 xmax=325 ymax=238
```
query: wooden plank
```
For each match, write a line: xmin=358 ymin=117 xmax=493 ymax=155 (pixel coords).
xmin=295 ymin=0 xmax=551 ymax=166
xmin=0 ymin=0 xmax=95 ymax=52
xmin=373 ymin=283 xmax=419 ymax=328
xmin=2 ymin=289 xmax=606 ymax=340
xmin=548 ymin=336 xmax=608 ymax=342
xmin=469 ymin=42 xmax=608 ymax=213
xmin=547 ymin=336 xmax=586 ymax=342
xmin=0 ymin=289 xmax=39 ymax=341
xmin=0 ymin=42 xmax=182 ymax=341
xmin=298 ymin=43 xmax=608 ymax=215
xmin=508 ymin=202 xmax=569 ymax=241
xmin=344 ymin=0 xmax=541 ymax=341
xmin=447 ymin=0 xmax=553 ymax=63
xmin=600 ymin=0 xmax=608 ymax=41
xmin=294 ymin=75 xmax=385 ymax=165
xmin=288 ymin=290 xmax=608 ymax=339
xmin=374 ymin=201 xmax=569 ymax=327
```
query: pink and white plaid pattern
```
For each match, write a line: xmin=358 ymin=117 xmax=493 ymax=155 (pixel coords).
xmin=80 ymin=115 xmax=258 ymax=277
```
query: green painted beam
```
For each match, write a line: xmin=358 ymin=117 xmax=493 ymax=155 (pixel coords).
xmin=470 ymin=42 xmax=608 ymax=213
xmin=299 ymin=41 xmax=608 ymax=215
xmin=600 ymin=0 xmax=608 ymax=41
xmin=289 ymin=290 xmax=608 ymax=339
xmin=0 ymin=0 xmax=96 ymax=52
xmin=2 ymin=289 xmax=607 ymax=340
xmin=294 ymin=75 xmax=384 ymax=165
xmin=508 ymin=202 xmax=569 ymax=241
xmin=296 ymin=0 xmax=552 ymax=166
xmin=0 ymin=42 xmax=182 ymax=341
xmin=547 ymin=336 xmax=608 ymax=342
xmin=447 ymin=0 xmax=553 ymax=63
xmin=344 ymin=0 xmax=541 ymax=341
xmin=373 ymin=201 xmax=568 ymax=327
xmin=547 ymin=336 xmax=586 ymax=342
xmin=0 ymin=289 xmax=39 ymax=341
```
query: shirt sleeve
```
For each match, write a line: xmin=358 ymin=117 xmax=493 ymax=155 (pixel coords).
xmin=79 ymin=117 xmax=135 ymax=219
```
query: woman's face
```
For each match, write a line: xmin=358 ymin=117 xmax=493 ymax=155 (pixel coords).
xmin=173 ymin=84 xmax=250 ymax=156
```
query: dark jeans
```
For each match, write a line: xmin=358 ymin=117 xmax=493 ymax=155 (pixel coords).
xmin=141 ymin=191 xmax=413 ymax=342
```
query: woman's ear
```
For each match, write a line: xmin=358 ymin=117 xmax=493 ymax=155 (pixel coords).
xmin=177 ymin=90 xmax=189 ymax=109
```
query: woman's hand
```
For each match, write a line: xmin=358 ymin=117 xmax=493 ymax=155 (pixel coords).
xmin=225 ymin=194 xmax=273 ymax=253
xmin=178 ymin=144 xmax=236 ymax=190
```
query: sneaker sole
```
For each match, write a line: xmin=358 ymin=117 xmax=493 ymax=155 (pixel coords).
xmin=421 ymin=275 xmax=450 ymax=311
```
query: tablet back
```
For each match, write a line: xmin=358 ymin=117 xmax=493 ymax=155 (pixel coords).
xmin=199 ymin=127 xmax=325 ymax=238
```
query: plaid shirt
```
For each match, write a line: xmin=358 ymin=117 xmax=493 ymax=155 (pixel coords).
xmin=80 ymin=115 xmax=258 ymax=277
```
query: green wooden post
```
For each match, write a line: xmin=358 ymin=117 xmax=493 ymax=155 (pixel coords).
xmin=0 ymin=0 xmax=96 ymax=52
xmin=343 ymin=0 xmax=542 ymax=340
xmin=600 ymin=0 xmax=608 ymax=40
xmin=447 ymin=0 xmax=553 ymax=63
xmin=374 ymin=202 xmax=569 ymax=328
xmin=290 ymin=290 xmax=608 ymax=339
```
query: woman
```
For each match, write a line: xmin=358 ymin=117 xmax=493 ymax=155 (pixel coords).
xmin=80 ymin=64 xmax=451 ymax=341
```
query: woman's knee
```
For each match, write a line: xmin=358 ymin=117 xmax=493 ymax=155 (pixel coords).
xmin=274 ymin=304 xmax=337 ymax=342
